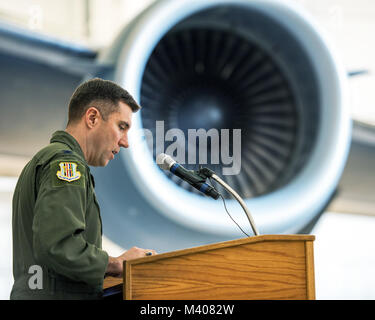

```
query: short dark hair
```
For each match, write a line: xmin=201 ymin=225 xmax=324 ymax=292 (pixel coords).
xmin=67 ymin=78 xmax=141 ymax=124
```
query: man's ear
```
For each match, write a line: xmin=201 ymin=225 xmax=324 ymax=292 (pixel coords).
xmin=85 ymin=107 xmax=101 ymax=128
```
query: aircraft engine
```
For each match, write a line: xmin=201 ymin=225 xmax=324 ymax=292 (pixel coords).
xmin=92 ymin=0 xmax=352 ymax=251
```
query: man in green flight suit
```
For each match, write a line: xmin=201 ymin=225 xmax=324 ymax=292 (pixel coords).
xmin=10 ymin=78 xmax=156 ymax=299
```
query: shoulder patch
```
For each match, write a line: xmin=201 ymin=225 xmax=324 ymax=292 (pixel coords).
xmin=56 ymin=162 xmax=81 ymax=182
xmin=50 ymin=159 xmax=86 ymax=188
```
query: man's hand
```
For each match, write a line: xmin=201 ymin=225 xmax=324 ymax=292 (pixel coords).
xmin=105 ymin=246 xmax=157 ymax=278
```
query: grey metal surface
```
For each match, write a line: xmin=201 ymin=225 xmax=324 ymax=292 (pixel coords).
xmin=0 ymin=51 xmax=82 ymax=157
xmin=0 ymin=21 xmax=111 ymax=158
xmin=328 ymin=121 xmax=375 ymax=215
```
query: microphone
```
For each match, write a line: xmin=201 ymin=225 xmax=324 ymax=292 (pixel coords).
xmin=156 ymin=153 xmax=219 ymax=200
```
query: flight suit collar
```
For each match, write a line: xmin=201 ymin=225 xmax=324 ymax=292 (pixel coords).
xmin=50 ymin=130 xmax=86 ymax=163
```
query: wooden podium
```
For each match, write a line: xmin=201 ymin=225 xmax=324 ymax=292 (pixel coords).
xmin=103 ymin=235 xmax=315 ymax=300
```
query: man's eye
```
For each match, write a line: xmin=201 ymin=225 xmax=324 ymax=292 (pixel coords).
xmin=119 ymin=126 xmax=125 ymax=130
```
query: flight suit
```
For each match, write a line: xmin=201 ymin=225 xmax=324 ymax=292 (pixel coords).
xmin=10 ymin=131 xmax=109 ymax=299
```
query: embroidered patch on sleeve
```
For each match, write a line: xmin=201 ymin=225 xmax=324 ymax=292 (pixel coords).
xmin=57 ymin=162 xmax=81 ymax=182
xmin=50 ymin=160 xmax=85 ymax=187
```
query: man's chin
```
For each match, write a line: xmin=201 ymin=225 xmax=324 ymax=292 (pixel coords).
xmin=101 ymin=159 xmax=110 ymax=167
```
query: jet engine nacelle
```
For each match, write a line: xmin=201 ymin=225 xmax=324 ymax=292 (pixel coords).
xmin=93 ymin=0 xmax=351 ymax=251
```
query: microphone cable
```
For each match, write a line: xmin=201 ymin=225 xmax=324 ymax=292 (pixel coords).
xmin=208 ymin=177 xmax=251 ymax=238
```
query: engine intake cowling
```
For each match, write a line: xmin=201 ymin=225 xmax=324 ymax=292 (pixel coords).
xmin=95 ymin=0 xmax=351 ymax=249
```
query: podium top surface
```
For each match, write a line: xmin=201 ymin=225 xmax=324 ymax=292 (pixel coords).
xmin=126 ymin=234 xmax=314 ymax=266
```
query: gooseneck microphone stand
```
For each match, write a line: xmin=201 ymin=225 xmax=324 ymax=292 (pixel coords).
xmin=199 ymin=167 xmax=260 ymax=236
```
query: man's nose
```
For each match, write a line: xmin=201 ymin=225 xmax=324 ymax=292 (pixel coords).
xmin=119 ymin=134 xmax=129 ymax=148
